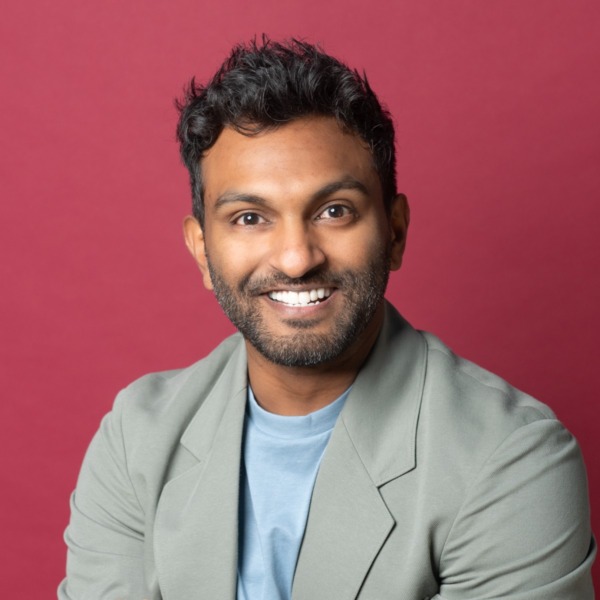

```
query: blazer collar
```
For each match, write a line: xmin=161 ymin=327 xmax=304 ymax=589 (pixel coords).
xmin=179 ymin=336 xmax=248 ymax=462
xmin=342 ymin=301 xmax=427 ymax=486
xmin=173 ymin=301 xmax=425 ymax=484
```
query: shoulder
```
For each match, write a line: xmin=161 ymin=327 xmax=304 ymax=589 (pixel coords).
xmin=117 ymin=333 xmax=243 ymax=413
xmin=106 ymin=332 xmax=245 ymax=452
xmin=81 ymin=332 xmax=246 ymax=503
xmin=414 ymin=329 xmax=589 ymax=523
xmin=353 ymin=304 xmax=579 ymax=486
xmin=419 ymin=330 xmax=557 ymax=444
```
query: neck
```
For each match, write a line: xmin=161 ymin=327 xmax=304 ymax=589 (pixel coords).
xmin=246 ymin=304 xmax=384 ymax=416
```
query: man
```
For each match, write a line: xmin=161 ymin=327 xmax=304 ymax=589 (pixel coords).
xmin=59 ymin=39 xmax=595 ymax=599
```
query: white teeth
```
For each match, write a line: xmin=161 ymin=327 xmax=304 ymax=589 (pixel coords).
xmin=268 ymin=288 xmax=332 ymax=306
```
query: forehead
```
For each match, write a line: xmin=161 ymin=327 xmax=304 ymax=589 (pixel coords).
xmin=201 ymin=117 xmax=381 ymax=204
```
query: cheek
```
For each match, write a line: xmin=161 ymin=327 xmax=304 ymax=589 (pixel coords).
xmin=207 ymin=235 xmax=266 ymax=282
xmin=323 ymin=223 xmax=388 ymax=268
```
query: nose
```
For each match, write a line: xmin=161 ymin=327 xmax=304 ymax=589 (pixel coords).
xmin=268 ymin=221 xmax=326 ymax=279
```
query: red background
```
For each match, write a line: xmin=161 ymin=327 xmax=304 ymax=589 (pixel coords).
xmin=2 ymin=0 xmax=599 ymax=594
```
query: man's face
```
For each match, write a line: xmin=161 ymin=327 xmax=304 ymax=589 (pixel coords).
xmin=185 ymin=117 xmax=407 ymax=368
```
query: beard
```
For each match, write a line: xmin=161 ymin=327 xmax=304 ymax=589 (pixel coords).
xmin=206 ymin=247 xmax=391 ymax=368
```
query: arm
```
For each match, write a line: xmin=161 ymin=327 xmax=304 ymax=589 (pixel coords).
xmin=58 ymin=391 xmax=150 ymax=599
xmin=435 ymin=419 xmax=595 ymax=599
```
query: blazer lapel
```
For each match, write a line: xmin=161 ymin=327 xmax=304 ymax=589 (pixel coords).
xmin=291 ymin=421 xmax=395 ymax=600
xmin=292 ymin=303 xmax=427 ymax=600
xmin=154 ymin=339 xmax=248 ymax=600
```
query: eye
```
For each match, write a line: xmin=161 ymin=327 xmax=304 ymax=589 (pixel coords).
xmin=233 ymin=212 xmax=266 ymax=226
xmin=316 ymin=204 xmax=354 ymax=221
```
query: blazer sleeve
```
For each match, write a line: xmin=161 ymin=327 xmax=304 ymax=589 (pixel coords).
xmin=58 ymin=390 xmax=150 ymax=599
xmin=434 ymin=419 xmax=595 ymax=599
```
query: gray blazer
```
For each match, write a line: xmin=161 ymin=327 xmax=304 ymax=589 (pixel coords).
xmin=59 ymin=303 xmax=595 ymax=599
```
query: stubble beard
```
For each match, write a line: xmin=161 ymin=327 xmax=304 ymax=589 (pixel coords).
xmin=205 ymin=247 xmax=391 ymax=368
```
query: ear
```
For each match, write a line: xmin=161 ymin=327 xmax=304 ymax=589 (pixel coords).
xmin=183 ymin=216 xmax=214 ymax=290
xmin=389 ymin=193 xmax=410 ymax=271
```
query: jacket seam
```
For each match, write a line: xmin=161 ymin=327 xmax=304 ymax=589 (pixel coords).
xmin=118 ymin=392 xmax=146 ymax=517
xmin=425 ymin=345 xmax=553 ymax=420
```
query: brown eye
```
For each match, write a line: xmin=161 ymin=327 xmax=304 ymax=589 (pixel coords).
xmin=317 ymin=204 xmax=353 ymax=220
xmin=234 ymin=212 xmax=265 ymax=226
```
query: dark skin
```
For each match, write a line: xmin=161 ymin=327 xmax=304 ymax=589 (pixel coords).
xmin=184 ymin=117 xmax=409 ymax=415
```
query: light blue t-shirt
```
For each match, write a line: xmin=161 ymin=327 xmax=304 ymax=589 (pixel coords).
xmin=236 ymin=387 xmax=349 ymax=600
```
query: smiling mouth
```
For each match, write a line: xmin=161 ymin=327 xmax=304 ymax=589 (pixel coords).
xmin=267 ymin=288 xmax=333 ymax=307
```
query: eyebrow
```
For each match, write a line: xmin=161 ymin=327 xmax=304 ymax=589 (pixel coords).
xmin=213 ymin=176 xmax=370 ymax=210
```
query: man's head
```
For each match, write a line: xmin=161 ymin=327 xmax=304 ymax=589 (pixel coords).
xmin=180 ymin=39 xmax=408 ymax=369
xmin=176 ymin=38 xmax=397 ymax=227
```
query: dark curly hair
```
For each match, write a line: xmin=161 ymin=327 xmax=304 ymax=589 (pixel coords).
xmin=176 ymin=37 xmax=397 ymax=225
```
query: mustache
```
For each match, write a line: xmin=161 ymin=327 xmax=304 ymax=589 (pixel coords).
xmin=240 ymin=270 xmax=358 ymax=295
